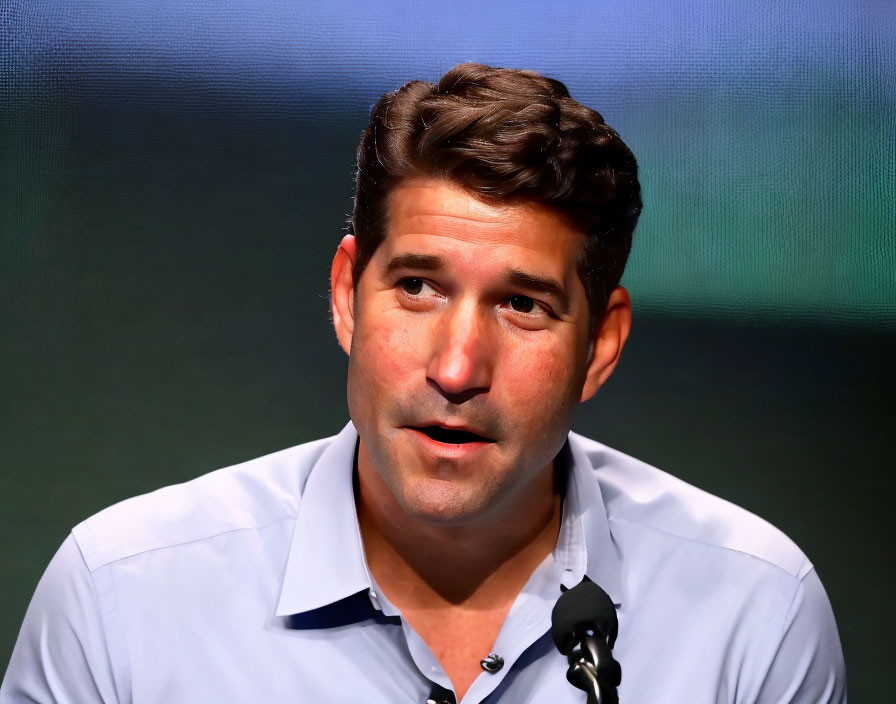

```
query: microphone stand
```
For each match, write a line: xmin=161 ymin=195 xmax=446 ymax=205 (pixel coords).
xmin=565 ymin=630 xmax=620 ymax=704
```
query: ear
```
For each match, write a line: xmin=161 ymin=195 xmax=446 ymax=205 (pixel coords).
xmin=579 ymin=286 xmax=632 ymax=403
xmin=330 ymin=234 xmax=357 ymax=356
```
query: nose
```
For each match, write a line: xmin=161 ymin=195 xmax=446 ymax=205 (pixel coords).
xmin=426 ymin=298 xmax=493 ymax=403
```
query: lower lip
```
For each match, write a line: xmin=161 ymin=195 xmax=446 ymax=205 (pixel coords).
xmin=404 ymin=427 xmax=495 ymax=459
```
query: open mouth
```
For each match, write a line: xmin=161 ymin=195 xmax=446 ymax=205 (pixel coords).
xmin=412 ymin=426 xmax=494 ymax=445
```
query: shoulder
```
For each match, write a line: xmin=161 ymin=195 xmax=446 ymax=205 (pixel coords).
xmin=73 ymin=433 xmax=336 ymax=571
xmin=570 ymin=431 xmax=811 ymax=579
xmin=570 ymin=434 xmax=846 ymax=700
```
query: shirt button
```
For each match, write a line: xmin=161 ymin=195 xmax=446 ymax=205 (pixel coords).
xmin=480 ymin=653 xmax=504 ymax=672
xmin=368 ymin=590 xmax=382 ymax=611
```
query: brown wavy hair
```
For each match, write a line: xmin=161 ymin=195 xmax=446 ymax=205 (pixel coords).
xmin=350 ymin=63 xmax=642 ymax=314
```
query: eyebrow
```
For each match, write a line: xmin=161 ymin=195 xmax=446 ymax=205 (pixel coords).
xmin=384 ymin=253 xmax=446 ymax=276
xmin=506 ymin=269 xmax=569 ymax=309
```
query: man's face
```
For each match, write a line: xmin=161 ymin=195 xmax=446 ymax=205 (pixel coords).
xmin=331 ymin=178 xmax=627 ymax=526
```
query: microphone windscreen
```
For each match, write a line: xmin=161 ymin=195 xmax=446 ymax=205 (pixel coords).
xmin=550 ymin=579 xmax=618 ymax=655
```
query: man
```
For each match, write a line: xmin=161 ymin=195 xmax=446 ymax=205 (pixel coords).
xmin=2 ymin=64 xmax=845 ymax=703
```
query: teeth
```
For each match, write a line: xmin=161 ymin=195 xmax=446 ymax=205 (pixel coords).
xmin=420 ymin=426 xmax=489 ymax=444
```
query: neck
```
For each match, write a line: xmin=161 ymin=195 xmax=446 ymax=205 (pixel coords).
xmin=356 ymin=440 xmax=563 ymax=609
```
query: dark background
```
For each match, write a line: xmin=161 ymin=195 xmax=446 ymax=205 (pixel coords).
xmin=2 ymin=1 xmax=894 ymax=698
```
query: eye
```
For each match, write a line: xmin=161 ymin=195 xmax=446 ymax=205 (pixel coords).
xmin=396 ymin=277 xmax=443 ymax=307
xmin=508 ymin=295 xmax=537 ymax=313
xmin=399 ymin=277 xmax=429 ymax=296
xmin=395 ymin=276 xmax=445 ymax=311
xmin=500 ymin=294 xmax=553 ymax=328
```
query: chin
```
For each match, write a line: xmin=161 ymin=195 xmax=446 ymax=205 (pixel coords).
xmin=396 ymin=475 xmax=495 ymax=526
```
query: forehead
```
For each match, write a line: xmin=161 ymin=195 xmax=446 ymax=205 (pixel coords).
xmin=378 ymin=178 xmax=584 ymax=275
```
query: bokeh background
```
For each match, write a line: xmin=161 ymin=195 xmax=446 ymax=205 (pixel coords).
xmin=2 ymin=0 xmax=894 ymax=697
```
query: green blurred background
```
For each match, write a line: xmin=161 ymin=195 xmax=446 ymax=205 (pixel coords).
xmin=2 ymin=0 xmax=894 ymax=698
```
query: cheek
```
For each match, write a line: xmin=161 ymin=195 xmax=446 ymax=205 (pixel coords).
xmin=350 ymin=312 xmax=426 ymax=396
xmin=500 ymin=338 xmax=583 ymax=410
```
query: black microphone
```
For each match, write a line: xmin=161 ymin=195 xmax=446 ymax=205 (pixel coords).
xmin=551 ymin=578 xmax=621 ymax=704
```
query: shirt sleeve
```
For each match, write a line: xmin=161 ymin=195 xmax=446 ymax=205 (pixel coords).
xmin=751 ymin=566 xmax=847 ymax=703
xmin=0 ymin=534 xmax=121 ymax=704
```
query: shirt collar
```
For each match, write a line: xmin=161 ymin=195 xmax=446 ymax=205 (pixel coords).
xmin=559 ymin=431 xmax=624 ymax=605
xmin=275 ymin=423 xmax=624 ymax=616
xmin=275 ymin=421 xmax=371 ymax=616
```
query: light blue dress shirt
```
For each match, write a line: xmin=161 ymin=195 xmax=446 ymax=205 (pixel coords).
xmin=1 ymin=422 xmax=845 ymax=703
